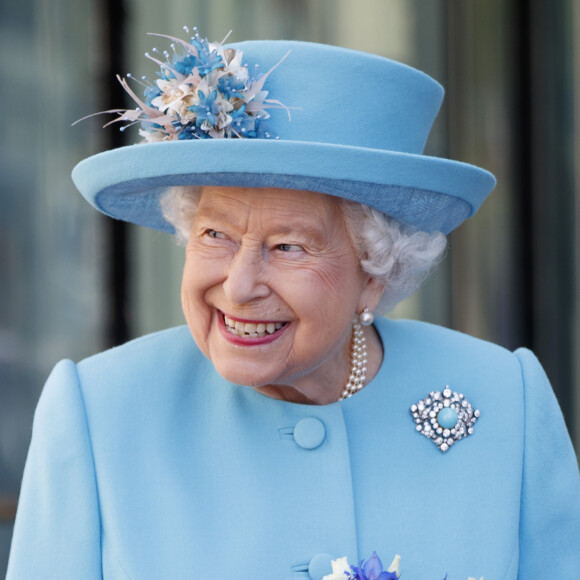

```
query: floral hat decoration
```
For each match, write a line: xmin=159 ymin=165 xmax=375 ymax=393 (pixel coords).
xmin=72 ymin=28 xmax=496 ymax=234
xmin=77 ymin=29 xmax=291 ymax=142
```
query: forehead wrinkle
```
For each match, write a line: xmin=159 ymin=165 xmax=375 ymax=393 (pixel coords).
xmin=261 ymin=207 xmax=330 ymax=240
xmin=194 ymin=202 xmax=255 ymax=238
xmin=250 ymin=191 xmax=343 ymax=242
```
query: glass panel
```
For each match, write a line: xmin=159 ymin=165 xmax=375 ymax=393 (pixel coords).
xmin=574 ymin=0 xmax=580 ymax=450
xmin=0 ymin=0 xmax=105 ymax=573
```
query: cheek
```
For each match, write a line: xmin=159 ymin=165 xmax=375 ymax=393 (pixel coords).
xmin=280 ymin=262 xmax=363 ymax=334
xmin=181 ymin=252 xmax=219 ymax=345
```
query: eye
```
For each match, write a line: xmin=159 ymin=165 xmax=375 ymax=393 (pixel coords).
xmin=205 ymin=229 xmax=227 ymax=239
xmin=276 ymin=243 xmax=304 ymax=253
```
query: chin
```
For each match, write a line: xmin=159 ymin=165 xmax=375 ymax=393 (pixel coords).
xmin=212 ymin=359 xmax=280 ymax=389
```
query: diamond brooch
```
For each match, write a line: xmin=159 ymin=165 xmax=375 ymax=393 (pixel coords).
xmin=410 ymin=387 xmax=480 ymax=453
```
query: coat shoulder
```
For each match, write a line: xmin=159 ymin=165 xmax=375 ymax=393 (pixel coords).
xmin=75 ymin=326 xmax=208 ymax=403
xmin=374 ymin=317 xmax=529 ymax=412
xmin=376 ymin=317 xmax=516 ymax=363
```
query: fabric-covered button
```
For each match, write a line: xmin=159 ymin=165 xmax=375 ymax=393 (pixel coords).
xmin=308 ymin=552 xmax=335 ymax=580
xmin=293 ymin=417 xmax=326 ymax=449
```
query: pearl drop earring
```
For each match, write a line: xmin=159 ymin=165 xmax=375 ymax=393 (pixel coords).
xmin=359 ymin=307 xmax=374 ymax=326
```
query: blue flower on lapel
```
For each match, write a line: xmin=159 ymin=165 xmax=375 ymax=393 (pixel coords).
xmin=324 ymin=553 xmax=483 ymax=579
xmin=350 ymin=552 xmax=398 ymax=580
xmin=410 ymin=386 xmax=480 ymax=452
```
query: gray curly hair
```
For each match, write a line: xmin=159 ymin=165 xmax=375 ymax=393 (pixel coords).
xmin=160 ymin=186 xmax=447 ymax=313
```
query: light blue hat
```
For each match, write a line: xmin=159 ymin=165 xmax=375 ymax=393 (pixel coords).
xmin=72 ymin=36 xmax=496 ymax=234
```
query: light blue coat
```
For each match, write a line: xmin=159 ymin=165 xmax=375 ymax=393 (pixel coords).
xmin=7 ymin=318 xmax=580 ymax=579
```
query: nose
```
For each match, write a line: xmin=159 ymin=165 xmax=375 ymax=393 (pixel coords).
xmin=222 ymin=242 xmax=270 ymax=305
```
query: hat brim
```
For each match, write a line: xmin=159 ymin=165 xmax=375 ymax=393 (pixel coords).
xmin=72 ymin=139 xmax=496 ymax=235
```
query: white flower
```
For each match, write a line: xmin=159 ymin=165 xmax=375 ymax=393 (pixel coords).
xmin=221 ymin=47 xmax=249 ymax=81
xmin=387 ymin=554 xmax=401 ymax=576
xmin=322 ymin=556 xmax=351 ymax=580
xmin=151 ymin=79 xmax=200 ymax=121
xmin=151 ymin=79 xmax=182 ymax=111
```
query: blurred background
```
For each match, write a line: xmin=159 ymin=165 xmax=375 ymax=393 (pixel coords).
xmin=1 ymin=0 xmax=579 ymax=573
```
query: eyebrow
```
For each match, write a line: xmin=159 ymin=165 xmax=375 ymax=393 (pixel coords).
xmin=269 ymin=222 xmax=329 ymax=243
xmin=195 ymin=207 xmax=330 ymax=241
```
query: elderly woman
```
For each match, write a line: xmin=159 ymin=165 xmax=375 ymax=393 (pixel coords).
xmin=7 ymin=31 xmax=580 ymax=579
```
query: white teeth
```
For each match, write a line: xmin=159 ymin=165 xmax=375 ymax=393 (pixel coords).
xmin=223 ymin=315 xmax=286 ymax=337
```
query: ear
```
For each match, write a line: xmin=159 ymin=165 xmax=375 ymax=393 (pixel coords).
xmin=357 ymin=275 xmax=385 ymax=314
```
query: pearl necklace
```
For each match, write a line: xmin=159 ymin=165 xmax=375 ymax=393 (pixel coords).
xmin=339 ymin=318 xmax=368 ymax=400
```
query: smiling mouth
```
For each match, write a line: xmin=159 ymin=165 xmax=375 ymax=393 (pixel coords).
xmin=222 ymin=314 xmax=288 ymax=338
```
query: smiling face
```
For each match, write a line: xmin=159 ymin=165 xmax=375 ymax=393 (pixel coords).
xmin=181 ymin=186 xmax=384 ymax=404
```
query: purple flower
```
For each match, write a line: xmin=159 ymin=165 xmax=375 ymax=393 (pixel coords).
xmin=350 ymin=552 xmax=398 ymax=580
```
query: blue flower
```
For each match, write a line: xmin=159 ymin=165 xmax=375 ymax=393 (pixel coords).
xmin=173 ymin=53 xmax=198 ymax=76
xmin=228 ymin=104 xmax=258 ymax=137
xmin=217 ymin=75 xmax=246 ymax=99
xmin=177 ymin=126 xmax=198 ymax=139
xmin=190 ymin=38 xmax=224 ymax=75
xmin=189 ymin=90 xmax=219 ymax=128
xmin=350 ymin=552 xmax=398 ymax=580
xmin=173 ymin=119 xmax=206 ymax=140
